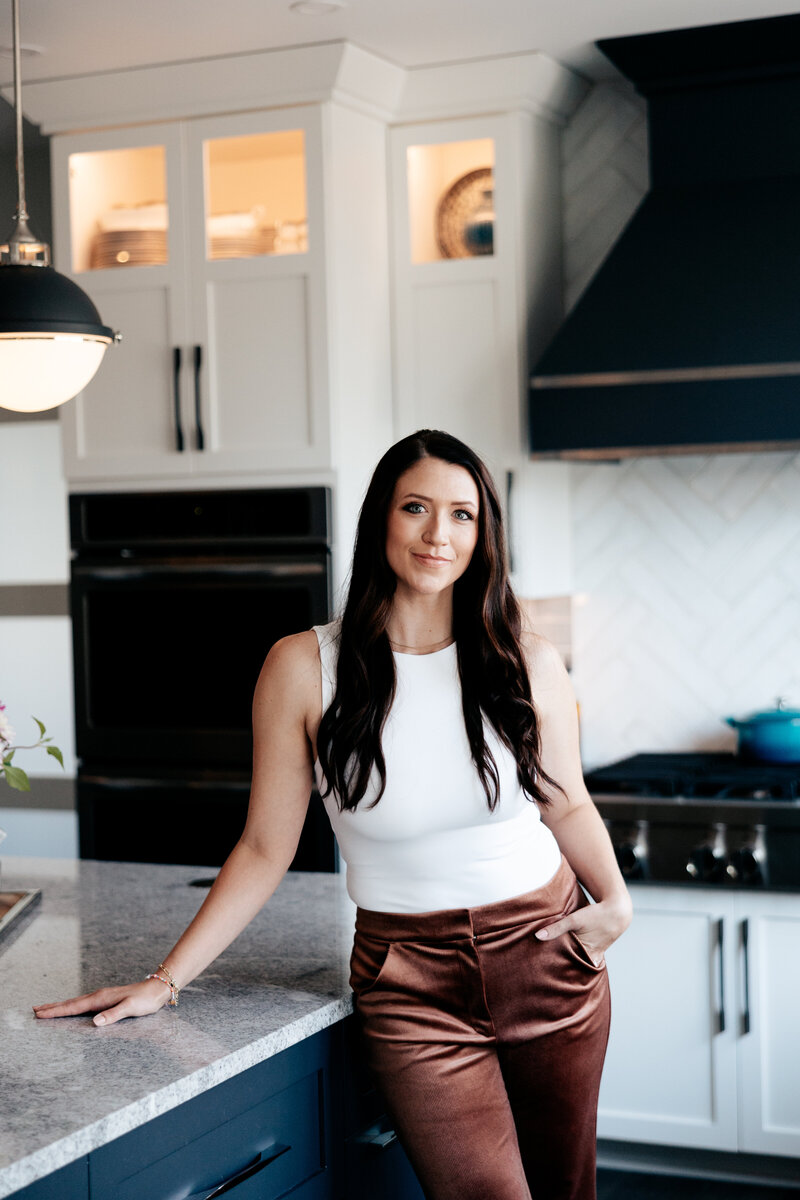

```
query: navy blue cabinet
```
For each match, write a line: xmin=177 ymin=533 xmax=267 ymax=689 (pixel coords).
xmin=5 ymin=1018 xmax=423 ymax=1200
xmin=90 ymin=1029 xmax=337 ymax=1200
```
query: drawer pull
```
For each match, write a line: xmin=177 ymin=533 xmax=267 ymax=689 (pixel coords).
xmin=355 ymin=1125 xmax=398 ymax=1152
xmin=185 ymin=1141 xmax=291 ymax=1199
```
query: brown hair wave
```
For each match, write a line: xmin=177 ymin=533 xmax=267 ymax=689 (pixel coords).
xmin=317 ymin=429 xmax=562 ymax=812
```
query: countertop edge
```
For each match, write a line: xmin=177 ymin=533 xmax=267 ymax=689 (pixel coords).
xmin=0 ymin=995 xmax=354 ymax=1200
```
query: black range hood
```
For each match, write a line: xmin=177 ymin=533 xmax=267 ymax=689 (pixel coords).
xmin=530 ymin=14 xmax=800 ymax=459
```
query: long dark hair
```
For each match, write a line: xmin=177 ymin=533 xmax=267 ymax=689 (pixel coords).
xmin=317 ymin=429 xmax=562 ymax=811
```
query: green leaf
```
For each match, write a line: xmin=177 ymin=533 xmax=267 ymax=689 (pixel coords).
xmin=46 ymin=745 xmax=65 ymax=769
xmin=32 ymin=717 xmax=46 ymax=738
xmin=3 ymin=749 xmax=14 ymax=762
xmin=2 ymin=763 xmax=31 ymax=791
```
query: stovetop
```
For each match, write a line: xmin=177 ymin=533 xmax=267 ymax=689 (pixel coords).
xmin=585 ymin=754 xmax=800 ymax=888
xmin=583 ymin=753 xmax=800 ymax=802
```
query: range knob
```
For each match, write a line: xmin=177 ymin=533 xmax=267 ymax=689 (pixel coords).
xmin=686 ymin=824 xmax=728 ymax=883
xmin=611 ymin=820 xmax=649 ymax=880
xmin=728 ymin=826 xmax=768 ymax=887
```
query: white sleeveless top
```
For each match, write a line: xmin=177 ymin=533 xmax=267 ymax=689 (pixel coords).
xmin=313 ymin=621 xmax=562 ymax=913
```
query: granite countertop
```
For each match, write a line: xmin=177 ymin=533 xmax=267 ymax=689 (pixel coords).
xmin=0 ymin=857 xmax=356 ymax=1199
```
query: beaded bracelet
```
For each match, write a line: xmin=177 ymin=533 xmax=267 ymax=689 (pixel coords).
xmin=145 ymin=968 xmax=179 ymax=1007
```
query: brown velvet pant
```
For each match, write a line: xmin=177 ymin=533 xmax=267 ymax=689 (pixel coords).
xmin=350 ymin=857 xmax=611 ymax=1200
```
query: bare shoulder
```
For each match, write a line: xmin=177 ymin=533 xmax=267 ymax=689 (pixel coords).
xmin=253 ymin=629 xmax=321 ymax=719
xmin=520 ymin=630 xmax=570 ymax=694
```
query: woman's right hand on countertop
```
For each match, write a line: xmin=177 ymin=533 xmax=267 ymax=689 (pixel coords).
xmin=33 ymin=976 xmax=171 ymax=1026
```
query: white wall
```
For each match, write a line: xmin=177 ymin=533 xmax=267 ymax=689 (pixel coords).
xmin=559 ymin=83 xmax=800 ymax=769
xmin=0 ymin=421 xmax=77 ymax=855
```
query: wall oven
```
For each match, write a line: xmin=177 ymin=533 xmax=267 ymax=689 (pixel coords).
xmin=70 ymin=488 xmax=334 ymax=871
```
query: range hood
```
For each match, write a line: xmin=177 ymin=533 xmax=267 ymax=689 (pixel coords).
xmin=530 ymin=13 xmax=800 ymax=459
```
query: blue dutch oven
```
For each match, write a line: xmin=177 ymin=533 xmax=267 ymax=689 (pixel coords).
xmin=725 ymin=699 xmax=800 ymax=763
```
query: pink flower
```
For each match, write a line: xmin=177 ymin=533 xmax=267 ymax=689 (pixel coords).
xmin=0 ymin=706 xmax=16 ymax=749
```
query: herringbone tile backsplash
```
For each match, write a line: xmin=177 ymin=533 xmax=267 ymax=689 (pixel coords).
xmin=570 ymin=453 xmax=800 ymax=770
xmin=559 ymin=85 xmax=800 ymax=769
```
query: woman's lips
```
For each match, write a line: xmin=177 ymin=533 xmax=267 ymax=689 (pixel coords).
xmin=412 ymin=552 xmax=452 ymax=566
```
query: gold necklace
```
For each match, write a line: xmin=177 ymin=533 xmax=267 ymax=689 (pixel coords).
xmin=387 ymin=633 xmax=454 ymax=654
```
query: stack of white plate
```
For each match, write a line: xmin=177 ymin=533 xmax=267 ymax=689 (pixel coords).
xmin=89 ymin=229 xmax=168 ymax=269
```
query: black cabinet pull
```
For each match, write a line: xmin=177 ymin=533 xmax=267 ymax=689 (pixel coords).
xmin=742 ymin=919 xmax=751 ymax=1035
xmin=506 ymin=471 xmax=515 ymax=573
xmin=194 ymin=344 xmax=205 ymax=451
xmin=354 ymin=1124 xmax=398 ymax=1152
xmin=716 ymin=917 xmax=725 ymax=1034
xmin=173 ymin=346 xmax=185 ymax=452
xmin=185 ymin=1142 xmax=290 ymax=1199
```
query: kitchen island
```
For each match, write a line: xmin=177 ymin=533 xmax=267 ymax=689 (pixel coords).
xmin=0 ymin=857 xmax=422 ymax=1200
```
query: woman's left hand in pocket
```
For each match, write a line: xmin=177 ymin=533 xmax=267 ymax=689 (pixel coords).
xmin=534 ymin=895 xmax=633 ymax=967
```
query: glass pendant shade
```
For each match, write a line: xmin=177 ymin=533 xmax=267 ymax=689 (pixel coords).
xmin=0 ymin=264 xmax=113 ymax=412
xmin=0 ymin=0 xmax=116 ymax=413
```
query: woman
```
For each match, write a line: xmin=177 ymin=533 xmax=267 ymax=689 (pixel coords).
xmin=34 ymin=429 xmax=632 ymax=1200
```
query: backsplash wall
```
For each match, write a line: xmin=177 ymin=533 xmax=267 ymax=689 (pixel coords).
xmin=570 ymin=453 xmax=800 ymax=769
xmin=560 ymin=84 xmax=800 ymax=768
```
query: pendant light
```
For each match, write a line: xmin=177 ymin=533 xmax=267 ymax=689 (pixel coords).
xmin=0 ymin=0 xmax=115 ymax=413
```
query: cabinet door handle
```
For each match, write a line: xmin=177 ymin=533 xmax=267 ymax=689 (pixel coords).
xmin=715 ymin=917 xmax=725 ymax=1034
xmin=506 ymin=470 xmax=514 ymax=573
xmin=185 ymin=1142 xmax=290 ymax=1199
xmin=194 ymin=344 xmax=205 ymax=451
xmin=173 ymin=346 xmax=185 ymax=452
xmin=742 ymin=918 xmax=751 ymax=1035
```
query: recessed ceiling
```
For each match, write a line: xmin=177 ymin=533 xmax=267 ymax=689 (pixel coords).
xmin=1 ymin=0 xmax=800 ymax=90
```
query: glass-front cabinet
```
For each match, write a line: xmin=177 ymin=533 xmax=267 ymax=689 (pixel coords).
xmin=67 ymin=143 xmax=170 ymax=273
xmin=203 ymin=129 xmax=308 ymax=261
xmin=390 ymin=118 xmax=520 ymax=473
xmin=405 ymin=137 xmax=495 ymax=264
xmin=53 ymin=108 xmax=328 ymax=480
xmin=67 ymin=129 xmax=308 ymax=274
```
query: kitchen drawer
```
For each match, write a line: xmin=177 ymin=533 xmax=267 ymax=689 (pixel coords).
xmin=89 ymin=1031 xmax=334 ymax=1200
xmin=91 ymin=1072 xmax=319 ymax=1199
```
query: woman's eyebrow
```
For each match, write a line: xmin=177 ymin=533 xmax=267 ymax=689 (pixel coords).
xmin=401 ymin=492 xmax=478 ymax=508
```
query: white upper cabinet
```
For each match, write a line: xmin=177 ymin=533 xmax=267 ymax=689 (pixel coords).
xmin=390 ymin=120 xmax=515 ymax=475
xmin=388 ymin=107 xmax=576 ymax=597
xmin=54 ymin=124 xmax=192 ymax=478
xmin=389 ymin=109 xmax=563 ymax=480
xmin=39 ymin=41 xmax=582 ymax=577
xmin=54 ymin=108 xmax=330 ymax=481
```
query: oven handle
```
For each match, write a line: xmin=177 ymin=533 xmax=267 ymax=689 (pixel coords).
xmin=173 ymin=346 xmax=186 ymax=453
xmin=79 ymin=773 xmax=251 ymax=790
xmin=72 ymin=562 xmax=326 ymax=579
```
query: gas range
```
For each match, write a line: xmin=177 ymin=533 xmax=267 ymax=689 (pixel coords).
xmin=584 ymin=753 xmax=800 ymax=891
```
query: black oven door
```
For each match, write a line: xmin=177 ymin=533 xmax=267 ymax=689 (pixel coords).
xmin=71 ymin=555 xmax=330 ymax=768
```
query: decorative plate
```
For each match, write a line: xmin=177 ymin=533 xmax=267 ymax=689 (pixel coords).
xmin=435 ymin=167 xmax=495 ymax=259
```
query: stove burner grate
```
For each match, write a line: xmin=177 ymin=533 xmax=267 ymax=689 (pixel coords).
xmin=584 ymin=752 xmax=800 ymax=801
